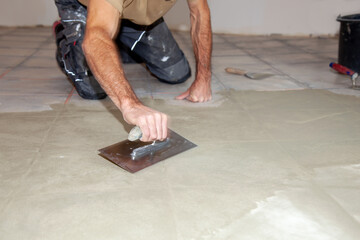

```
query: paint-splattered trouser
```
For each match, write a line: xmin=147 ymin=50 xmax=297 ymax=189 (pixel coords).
xmin=54 ymin=0 xmax=191 ymax=99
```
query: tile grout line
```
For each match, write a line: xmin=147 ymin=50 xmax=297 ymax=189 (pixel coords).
xmin=1 ymin=100 xmax=66 ymax=208
xmin=0 ymin=68 xmax=12 ymax=79
xmin=164 ymin=168 xmax=181 ymax=240
xmin=273 ymin=133 xmax=360 ymax=227
xmin=64 ymin=87 xmax=75 ymax=104
xmin=2 ymin=76 xmax=68 ymax=81
xmin=0 ymin=34 xmax=54 ymax=79
xmin=236 ymin=100 xmax=357 ymax=223
xmin=236 ymin=87 xmax=360 ymax=224
xmin=0 ymin=28 xmax=18 ymax=38
xmin=0 ymin=54 xmax=54 ymax=59
xmin=274 ymin=38 xmax=337 ymax=62
xmin=211 ymin=72 xmax=229 ymax=91
xmin=0 ymin=32 xmax=64 ymax=210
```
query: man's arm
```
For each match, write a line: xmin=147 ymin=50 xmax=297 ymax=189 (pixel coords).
xmin=83 ymin=0 xmax=168 ymax=142
xmin=176 ymin=0 xmax=212 ymax=102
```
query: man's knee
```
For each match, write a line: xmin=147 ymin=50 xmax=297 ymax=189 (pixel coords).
xmin=150 ymin=56 xmax=192 ymax=84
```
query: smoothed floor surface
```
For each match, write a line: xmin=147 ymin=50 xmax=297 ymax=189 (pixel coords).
xmin=0 ymin=27 xmax=360 ymax=240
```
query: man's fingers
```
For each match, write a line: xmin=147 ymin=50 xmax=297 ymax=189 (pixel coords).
xmin=186 ymin=95 xmax=197 ymax=102
xmin=162 ymin=114 xmax=168 ymax=140
xmin=139 ymin=120 xmax=150 ymax=142
xmin=177 ymin=86 xmax=212 ymax=103
xmin=186 ymin=93 xmax=212 ymax=103
xmin=175 ymin=90 xmax=190 ymax=100
xmin=146 ymin=115 xmax=157 ymax=141
xmin=138 ymin=113 xmax=168 ymax=142
xmin=154 ymin=113 xmax=162 ymax=141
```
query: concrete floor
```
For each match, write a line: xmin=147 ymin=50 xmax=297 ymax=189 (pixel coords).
xmin=1 ymin=27 xmax=360 ymax=239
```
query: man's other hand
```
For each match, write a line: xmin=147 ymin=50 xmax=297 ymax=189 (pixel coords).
xmin=176 ymin=76 xmax=212 ymax=103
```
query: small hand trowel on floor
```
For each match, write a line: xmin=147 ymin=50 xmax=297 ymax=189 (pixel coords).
xmin=98 ymin=126 xmax=197 ymax=173
xmin=225 ymin=67 xmax=274 ymax=80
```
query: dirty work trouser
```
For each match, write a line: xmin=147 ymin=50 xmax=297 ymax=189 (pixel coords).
xmin=54 ymin=0 xmax=191 ymax=99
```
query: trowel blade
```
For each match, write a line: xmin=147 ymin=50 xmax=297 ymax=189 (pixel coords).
xmin=98 ymin=129 xmax=197 ymax=173
xmin=245 ymin=72 xmax=274 ymax=80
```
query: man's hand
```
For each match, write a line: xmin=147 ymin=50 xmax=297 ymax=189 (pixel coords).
xmin=178 ymin=0 xmax=212 ymax=103
xmin=176 ymin=75 xmax=212 ymax=102
xmin=122 ymin=103 xmax=168 ymax=142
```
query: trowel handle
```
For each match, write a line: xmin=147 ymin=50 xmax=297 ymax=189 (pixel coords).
xmin=128 ymin=126 xmax=142 ymax=141
xmin=329 ymin=62 xmax=356 ymax=76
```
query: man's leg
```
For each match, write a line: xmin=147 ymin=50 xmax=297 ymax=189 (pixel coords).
xmin=54 ymin=0 xmax=107 ymax=99
xmin=117 ymin=18 xmax=191 ymax=84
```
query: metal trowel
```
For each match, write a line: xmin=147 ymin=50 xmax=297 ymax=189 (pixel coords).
xmin=98 ymin=126 xmax=197 ymax=173
xmin=225 ymin=67 xmax=274 ymax=80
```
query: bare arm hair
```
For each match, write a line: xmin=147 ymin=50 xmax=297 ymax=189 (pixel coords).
xmin=82 ymin=0 xmax=168 ymax=142
xmin=187 ymin=0 xmax=212 ymax=81
xmin=82 ymin=0 xmax=140 ymax=111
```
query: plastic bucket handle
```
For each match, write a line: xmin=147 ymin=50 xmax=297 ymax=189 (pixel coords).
xmin=337 ymin=14 xmax=360 ymax=22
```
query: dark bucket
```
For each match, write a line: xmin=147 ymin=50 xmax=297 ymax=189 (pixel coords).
xmin=337 ymin=14 xmax=360 ymax=72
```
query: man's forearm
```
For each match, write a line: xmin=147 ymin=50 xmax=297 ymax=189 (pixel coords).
xmin=83 ymin=0 xmax=168 ymax=142
xmin=82 ymin=28 xmax=140 ymax=111
xmin=189 ymin=1 xmax=212 ymax=82
xmin=176 ymin=0 xmax=212 ymax=102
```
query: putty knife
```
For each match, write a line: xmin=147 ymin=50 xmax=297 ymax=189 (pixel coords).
xmin=225 ymin=67 xmax=274 ymax=80
xmin=98 ymin=127 xmax=197 ymax=173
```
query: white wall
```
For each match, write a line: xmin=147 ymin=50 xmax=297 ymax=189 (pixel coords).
xmin=1 ymin=0 xmax=359 ymax=36
xmin=0 ymin=0 xmax=58 ymax=26
xmin=165 ymin=0 xmax=360 ymax=35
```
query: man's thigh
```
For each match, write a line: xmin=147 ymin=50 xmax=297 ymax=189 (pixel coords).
xmin=117 ymin=19 xmax=191 ymax=84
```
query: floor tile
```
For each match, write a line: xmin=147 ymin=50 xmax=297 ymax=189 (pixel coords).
xmin=278 ymin=139 xmax=360 ymax=169
xmin=169 ymin=185 xmax=275 ymax=240
xmin=212 ymin=55 xmax=266 ymax=70
xmin=0 ymin=147 xmax=38 ymax=198
xmin=260 ymin=53 xmax=325 ymax=65
xmin=142 ymin=97 xmax=271 ymax=143
xmin=328 ymin=88 xmax=360 ymax=98
xmin=12 ymin=148 xmax=169 ymax=197
xmin=0 ymin=55 xmax=26 ymax=68
xmin=0 ymin=94 xmax=68 ymax=113
xmin=216 ymin=73 xmax=303 ymax=91
xmin=212 ymin=48 xmax=247 ymax=57
xmin=324 ymin=188 xmax=360 ymax=223
xmin=64 ymin=96 xmax=118 ymax=112
xmin=0 ymin=77 xmax=72 ymax=94
xmin=165 ymin=141 xmax=305 ymax=188
xmin=44 ymin=111 xmax=128 ymax=152
xmin=0 ymin=48 xmax=36 ymax=57
xmin=201 ymin=188 xmax=360 ymax=240
xmin=0 ymin=40 xmax=42 ymax=49
xmin=21 ymin=56 xmax=58 ymax=68
xmin=41 ymin=41 xmax=57 ymax=50
xmin=0 ymin=35 xmax=49 ymax=42
xmin=0 ymin=67 xmax=10 ymax=76
xmin=0 ymin=190 xmax=177 ymax=240
xmin=0 ymin=115 xmax=56 ymax=148
xmin=4 ymin=67 xmax=64 ymax=79
xmin=33 ymin=49 xmax=56 ymax=58
xmin=313 ymin=163 xmax=360 ymax=188
xmin=247 ymin=46 xmax=304 ymax=56
xmin=276 ymin=62 xmax=353 ymax=89
xmin=250 ymin=108 xmax=360 ymax=141
xmin=237 ymin=89 xmax=353 ymax=110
